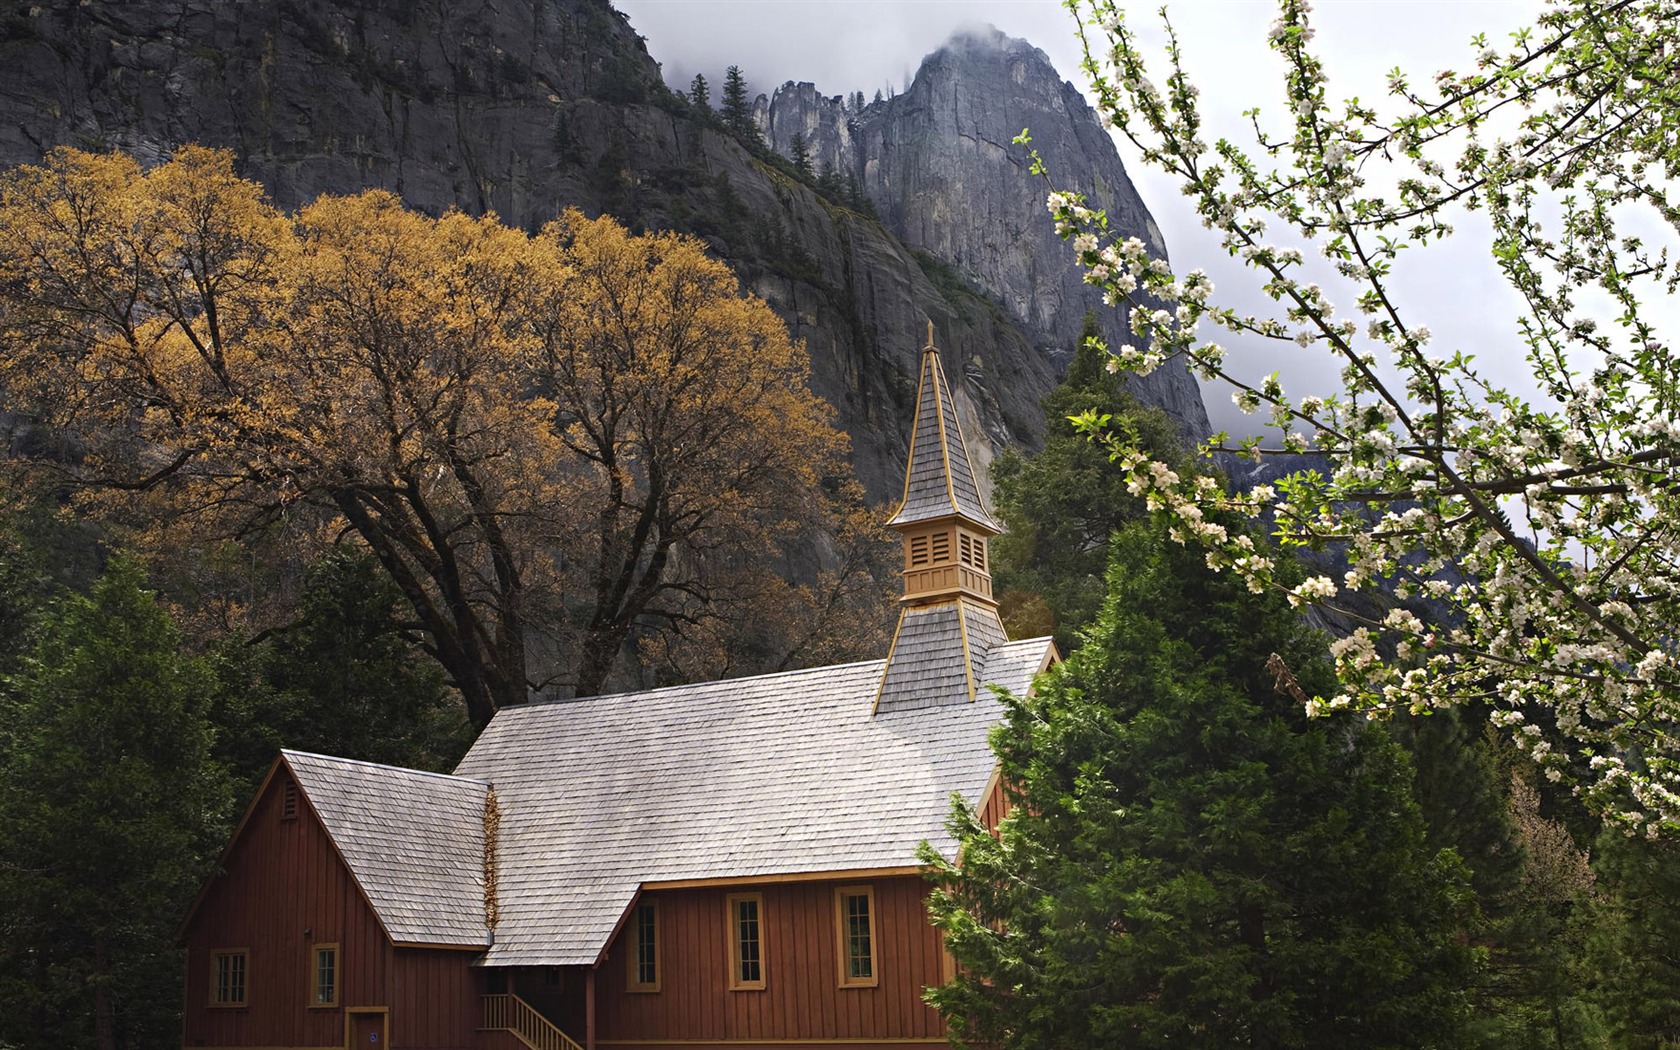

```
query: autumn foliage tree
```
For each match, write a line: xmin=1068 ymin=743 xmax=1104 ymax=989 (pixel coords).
xmin=0 ymin=147 xmax=873 ymax=724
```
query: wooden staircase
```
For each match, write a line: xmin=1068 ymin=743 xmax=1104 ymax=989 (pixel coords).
xmin=481 ymin=993 xmax=585 ymax=1050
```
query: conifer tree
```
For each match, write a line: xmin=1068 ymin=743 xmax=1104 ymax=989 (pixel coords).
xmin=720 ymin=65 xmax=759 ymax=147
xmin=924 ymin=522 xmax=1482 ymax=1049
xmin=0 ymin=557 xmax=229 ymax=1050
xmin=688 ymin=72 xmax=711 ymax=113
xmin=1585 ymin=831 xmax=1680 ymax=1048
xmin=816 ymin=160 xmax=841 ymax=199
xmin=0 ymin=526 xmax=48 ymax=676
xmin=789 ymin=131 xmax=813 ymax=179
xmin=991 ymin=312 xmax=1182 ymax=654
xmin=214 ymin=549 xmax=473 ymax=794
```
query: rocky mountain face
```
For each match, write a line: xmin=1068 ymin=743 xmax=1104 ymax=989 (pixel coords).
xmin=0 ymin=1 xmax=1207 ymax=501
xmin=760 ymin=27 xmax=1208 ymax=435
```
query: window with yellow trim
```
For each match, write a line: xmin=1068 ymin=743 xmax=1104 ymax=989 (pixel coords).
xmin=628 ymin=900 xmax=660 ymax=992
xmin=312 ymin=943 xmax=338 ymax=1007
xmin=726 ymin=892 xmax=766 ymax=990
xmin=211 ymin=949 xmax=248 ymax=1007
xmin=835 ymin=886 xmax=878 ymax=987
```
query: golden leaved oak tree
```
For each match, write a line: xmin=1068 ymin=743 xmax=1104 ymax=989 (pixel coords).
xmin=0 ymin=147 xmax=886 ymax=724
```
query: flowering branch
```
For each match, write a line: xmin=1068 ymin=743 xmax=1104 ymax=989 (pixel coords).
xmin=1047 ymin=0 xmax=1680 ymax=834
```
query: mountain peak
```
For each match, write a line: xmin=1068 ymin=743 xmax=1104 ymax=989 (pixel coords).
xmin=936 ymin=23 xmax=1046 ymax=62
xmin=760 ymin=24 xmax=1211 ymax=442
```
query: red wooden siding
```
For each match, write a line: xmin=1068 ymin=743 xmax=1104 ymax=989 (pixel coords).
xmin=977 ymin=771 xmax=1012 ymax=831
xmin=593 ymin=876 xmax=946 ymax=1049
xmin=180 ymin=764 xmax=482 ymax=1050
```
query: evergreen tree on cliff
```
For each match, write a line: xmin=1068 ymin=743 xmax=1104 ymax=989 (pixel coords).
xmin=923 ymin=523 xmax=1481 ymax=1049
xmin=789 ymin=131 xmax=813 ymax=179
xmin=721 ymin=65 xmax=760 ymax=148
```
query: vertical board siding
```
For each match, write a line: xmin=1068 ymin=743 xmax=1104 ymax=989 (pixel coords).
xmin=977 ymin=773 xmax=1012 ymax=831
xmin=392 ymin=947 xmax=483 ymax=1050
xmin=593 ymin=876 xmax=945 ymax=1048
xmin=181 ymin=766 xmax=481 ymax=1049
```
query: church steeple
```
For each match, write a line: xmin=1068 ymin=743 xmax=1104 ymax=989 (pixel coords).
xmin=887 ymin=324 xmax=1001 ymax=609
xmin=874 ymin=325 xmax=1011 ymax=715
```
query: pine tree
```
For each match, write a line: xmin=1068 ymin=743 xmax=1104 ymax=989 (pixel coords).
xmin=789 ymin=131 xmax=813 ymax=179
xmin=990 ymin=312 xmax=1183 ymax=654
xmin=924 ymin=522 xmax=1482 ymax=1049
xmin=844 ymin=170 xmax=877 ymax=219
xmin=816 ymin=160 xmax=841 ymax=198
xmin=1394 ymin=713 xmax=1606 ymax=1048
xmin=688 ymin=72 xmax=711 ymax=113
xmin=0 ymin=525 xmax=49 ymax=676
xmin=0 ymin=557 xmax=229 ymax=1050
xmin=1585 ymin=830 xmax=1680 ymax=1048
xmin=721 ymin=65 xmax=759 ymax=148
xmin=214 ymin=549 xmax=473 ymax=794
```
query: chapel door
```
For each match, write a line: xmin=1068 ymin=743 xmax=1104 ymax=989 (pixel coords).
xmin=350 ymin=1011 xmax=386 ymax=1050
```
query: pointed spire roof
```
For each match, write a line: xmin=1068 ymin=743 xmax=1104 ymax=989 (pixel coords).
xmin=887 ymin=325 xmax=999 ymax=534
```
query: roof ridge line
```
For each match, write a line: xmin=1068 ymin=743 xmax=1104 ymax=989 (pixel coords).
xmin=516 ymin=656 xmax=891 ymax=709
xmin=931 ymin=349 xmax=962 ymax=518
xmin=281 ymin=749 xmax=492 ymax=787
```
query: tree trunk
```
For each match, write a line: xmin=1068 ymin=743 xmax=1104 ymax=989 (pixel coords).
xmin=574 ymin=623 xmax=628 ymax=699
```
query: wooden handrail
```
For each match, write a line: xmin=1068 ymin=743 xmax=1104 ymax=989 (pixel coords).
xmin=481 ymin=993 xmax=585 ymax=1050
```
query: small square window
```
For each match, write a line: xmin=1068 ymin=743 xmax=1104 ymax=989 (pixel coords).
xmin=726 ymin=893 xmax=765 ymax=990
xmin=211 ymin=950 xmax=248 ymax=1007
xmin=312 ymin=944 xmax=338 ymax=1007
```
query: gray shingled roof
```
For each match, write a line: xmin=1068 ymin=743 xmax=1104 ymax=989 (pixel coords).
xmin=888 ymin=347 xmax=1000 ymax=531
xmin=283 ymin=750 xmax=490 ymax=948
xmin=875 ymin=598 xmax=1013 ymax=714
xmin=452 ymin=636 xmax=1053 ymax=967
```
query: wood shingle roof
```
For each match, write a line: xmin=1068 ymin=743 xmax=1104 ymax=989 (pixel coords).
xmin=283 ymin=750 xmax=491 ymax=948
xmin=887 ymin=344 xmax=1000 ymax=532
xmin=450 ymin=636 xmax=1053 ymax=966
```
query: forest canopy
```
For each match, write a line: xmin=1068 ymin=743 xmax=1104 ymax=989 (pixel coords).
xmin=0 ymin=146 xmax=888 ymax=723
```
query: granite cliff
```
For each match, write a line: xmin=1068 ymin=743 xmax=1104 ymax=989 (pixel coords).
xmin=760 ymin=26 xmax=1208 ymax=434
xmin=0 ymin=1 xmax=1207 ymax=500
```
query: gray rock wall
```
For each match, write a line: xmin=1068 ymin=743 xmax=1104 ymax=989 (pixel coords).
xmin=0 ymin=3 xmax=1207 ymax=504
xmin=762 ymin=26 xmax=1211 ymax=439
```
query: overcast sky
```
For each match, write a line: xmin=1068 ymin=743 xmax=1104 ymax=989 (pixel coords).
xmin=612 ymin=1 xmax=1563 ymax=436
